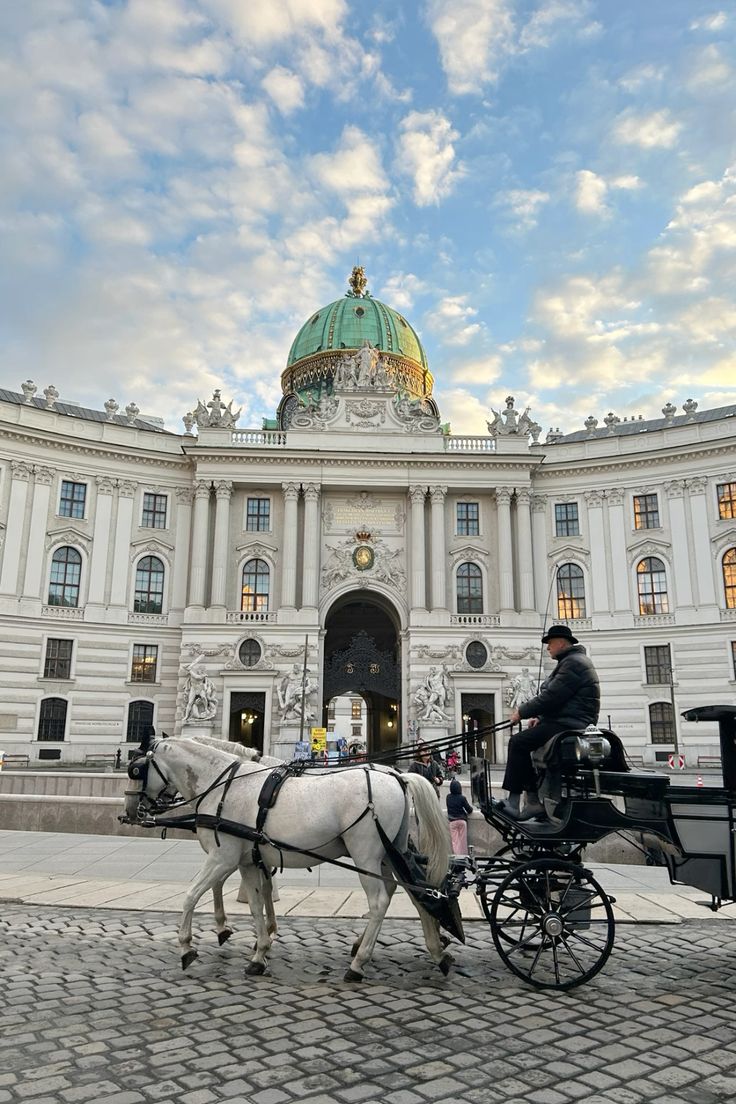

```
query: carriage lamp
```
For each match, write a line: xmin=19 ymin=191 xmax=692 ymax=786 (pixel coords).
xmin=560 ymin=732 xmax=612 ymax=768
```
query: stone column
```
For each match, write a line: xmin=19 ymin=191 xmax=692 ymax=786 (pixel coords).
xmin=495 ymin=487 xmax=514 ymax=612
xmin=584 ymin=490 xmax=608 ymax=613
xmin=664 ymin=480 xmax=693 ymax=609
xmin=515 ymin=488 xmax=535 ymax=611
xmin=86 ymin=475 xmax=116 ymax=605
xmin=606 ymin=488 xmax=630 ymax=611
xmin=188 ymin=480 xmax=212 ymax=609
xmin=110 ymin=480 xmax=137 ymax=606
xmin=210 ymin=480 xmax=233 ymax=609
xmin=687 ymin=476 xmax=717 ymax=605
xmin=172 ymin=488 xmax=193 ymax=610
xmin=302 ymin=482 xmax=321 ymax=609
xmin=429 ymin=485 xmax=447 ymax=611
xmin=21 ymin=466 xmax=54 ymax=599
xmin=280 ymin=482 xmax=300 ymax=609
xmin=409 ymin=485 xmax=427 ymax=611
xmin=531 ymin=493 xmax=548 ymax=615
xmin=0 ymin=461 xmax=33 ymax=594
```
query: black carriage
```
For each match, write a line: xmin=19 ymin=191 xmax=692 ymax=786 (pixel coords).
xmin=448 ymin=704 xmax=736 ymax=991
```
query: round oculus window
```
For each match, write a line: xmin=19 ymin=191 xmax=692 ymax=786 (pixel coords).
xmin=238 ymin=639 xmax=262 ymax=668
xmin=465 ymin=641 xmax=488 ymax=669
xmin=354 ymin=306 xmax=365 ymax=317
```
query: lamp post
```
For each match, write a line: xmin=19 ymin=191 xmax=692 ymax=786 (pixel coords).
xmin=666 ymin=660 xmax=679 ymax=757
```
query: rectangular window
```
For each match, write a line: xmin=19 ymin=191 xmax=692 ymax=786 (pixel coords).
xmin=246 ymin=497 xmax=270 ymax=532
xmin=732 ymin=642 xmax=736 ymax=680
xmin=650 ymin=702 xmax=675 ymax=745
xmin=142 ymin=493 xmax=167 ymax=529
xmin=644 ymin=644 xmax=672 ymax=684
xmin=456 ymin=502 xmax=479 ymax=536
xmin=131 ymin=644 xmax=158 ymax=683
xmin=634 ymin=493 xmax=660 ymax=530
xmin=717 ymin=482 xmax=736 ymax=520
xmin=351 ymin=700 xmax=362 ymax=720
xmin=554 ymin=502 xmax=579 ymax=537
xmin=59 ymin=480 xmax=86 ymax=519
xmin=43 ymin=638 xmax=73 ymax=679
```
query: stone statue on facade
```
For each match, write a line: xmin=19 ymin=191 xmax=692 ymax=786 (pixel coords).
xmin=414 ymin=666 xmax=452 ymax=723
xmin=487 ymin=396 xmax=540 ymax=441
xmin=394 ymin=393 xmax=440 ymax=433
xmin=333 ymin=341 xmax=391 ymax=392
xmin=182 ymin=655 xmax=218 ymax=723
xmin=277 ymin=664 xmax=317 ymax=722
xmin=505 ymin=667 xmax=538 ymax=711
xmin=192 ymin=389 xmax=242 ymax=429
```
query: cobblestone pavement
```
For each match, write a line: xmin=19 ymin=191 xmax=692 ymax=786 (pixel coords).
xmin=2 ymin=905 xmax=736 ymax=1104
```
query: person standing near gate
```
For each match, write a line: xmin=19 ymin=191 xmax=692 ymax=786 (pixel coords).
xmin=446 ymin=778 xmax=473 ymax=854
xmin=498 ymin=625 xmax=600 ymax=820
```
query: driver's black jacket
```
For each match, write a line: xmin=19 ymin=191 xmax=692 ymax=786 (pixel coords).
xmin=518 ymin=644 xmax=600 ymax=730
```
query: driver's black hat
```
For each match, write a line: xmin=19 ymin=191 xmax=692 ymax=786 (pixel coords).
xmin=541 ymin=624 xmax=578 ymax=645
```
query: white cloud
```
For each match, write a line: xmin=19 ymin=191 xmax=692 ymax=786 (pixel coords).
xmin=377 ymin=273 xmax=424 ymax=312
xmin=518 ymin=0 xmax=596 ymax=50
xmin=686 ymin=45 xmax=733 ymax=90
xmin=432 ymin=387 xmax=489 ymax=434
xmin=425 ymin=294 xmax=482 ymax=347
xmin=310 ymin=126 xmax=388 ymax=195
xmin=261 ymin=66 xmax=305 ymax=113
xmin=618 ymin=63 xmax=666 ymax=92
xmin=496 ymin=188 xmax=550 ymax=230
xmin=574 ymin=170 xmax=608 ymax=215
xmin=450 ymin=355 xmax=502 ymax=385
xmin=397 ymin=110 xmax=463 ymax=206
xmin=690 ymin=12 xmax=729 ymax=32
xmin=425 ymin=0 xmax=514 ymax=95
xmin=613 ymin=109 xmax=682 ymax=149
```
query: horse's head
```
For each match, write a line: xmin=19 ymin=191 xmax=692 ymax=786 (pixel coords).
xmin=123 ymin=727 xmax=178 ymax=823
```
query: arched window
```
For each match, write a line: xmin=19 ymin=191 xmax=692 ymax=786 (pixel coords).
xmin=127 ymin=700 xmax=154 ymax=743
xmin=456 ymin=562 xmax=483 ymax=614
xmin=636 ymin=557 xmax=669 ymax=615
xmin=48 ymin=546 xmax=82 ymax=607
xmin=649 ymin=701 xmax=675 ymax=745
xmin=37 ymin=697 xmax=67 ymax=741
xmin=723 ymin=548 xmax=736 ymax=609
xmin=556 ymin=563 xmax=586 ymax=619
xmin=134 ymin=556 xmax=165 ymax=613
xmin=241 ymin=559 xmax=270 ymax=612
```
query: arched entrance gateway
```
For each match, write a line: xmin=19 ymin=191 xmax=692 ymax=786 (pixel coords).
xmin=322 ymin=596 xmax=401 ymax=757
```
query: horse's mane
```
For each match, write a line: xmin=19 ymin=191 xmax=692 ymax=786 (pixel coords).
xmin=180 ymin=733 xmax=284 ymax=768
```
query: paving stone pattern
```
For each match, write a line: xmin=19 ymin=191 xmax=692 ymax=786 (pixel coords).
xmin=2 ymin=905 xmax=736 ymax=1104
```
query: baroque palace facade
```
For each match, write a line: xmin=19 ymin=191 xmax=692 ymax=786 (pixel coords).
xmin=1 ymin=269 xmax=735 ymax=767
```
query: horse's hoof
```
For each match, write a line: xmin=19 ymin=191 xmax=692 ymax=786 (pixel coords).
xmin=181 ymin=950 xmax=198 ymax=971
xmin=244 ymin=961 xmax=266 ymax=976
xmin=218 ymin=928 xmax=233 ymax=946
xmin=438 ymin=954 xmax=453 ymax=976
xmin=350 ymin=939 xmax=362 ymax=957
xmin=344 ymin=967 xmax=363 ymax=983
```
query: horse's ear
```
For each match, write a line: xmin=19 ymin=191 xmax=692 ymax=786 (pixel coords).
xmin=140 ymin=724 xmax=156 ymax=752
xmin=161 ymin=731 xmax=169 ymax=739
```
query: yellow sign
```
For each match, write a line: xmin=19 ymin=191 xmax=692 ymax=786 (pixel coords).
xmin=310 ymin=727 xmax=327 ymax=752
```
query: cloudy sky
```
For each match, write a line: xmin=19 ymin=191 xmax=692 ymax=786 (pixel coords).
xmin=2 ymin=1 xmax=735 ymax=436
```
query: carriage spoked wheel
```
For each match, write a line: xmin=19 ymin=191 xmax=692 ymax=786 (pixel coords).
xmin=488 ymin=858 xmax=615 ymax=990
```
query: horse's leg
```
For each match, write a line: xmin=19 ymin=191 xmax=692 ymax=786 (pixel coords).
xmin=263 ymin=871 xmax=278 ymax=938
xmin=239 ymin=865 xmax=273 ymax=976
xmin=344 ymin=864 xmax=393 ymax=982
xmin=211 ymin=881 xmax=233 ymax=946
xmin=178 ymin=850 xmax=239 ymax=970
xmin=409 ymin=897 xmax=453 ymax=975
xmin=350 ymin=860 xmax=395 ymax=958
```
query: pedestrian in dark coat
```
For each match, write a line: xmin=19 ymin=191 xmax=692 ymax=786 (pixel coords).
xmin=446 ymin=778 xmax=473 ymax=854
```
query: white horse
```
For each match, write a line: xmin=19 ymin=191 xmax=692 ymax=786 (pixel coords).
xmin=124 ymin=735 xmax=453 ymax=980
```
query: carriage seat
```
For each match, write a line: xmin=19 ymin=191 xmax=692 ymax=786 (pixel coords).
xmin=531 ymin=727 xmax=670 ymax=804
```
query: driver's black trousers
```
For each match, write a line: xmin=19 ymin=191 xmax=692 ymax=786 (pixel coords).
xmin=502 ymin=721 xmax=565 ymax=794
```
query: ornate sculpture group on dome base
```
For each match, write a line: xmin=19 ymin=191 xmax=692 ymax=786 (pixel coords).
xmin=487 ymin=396 xmax=542 ymax=443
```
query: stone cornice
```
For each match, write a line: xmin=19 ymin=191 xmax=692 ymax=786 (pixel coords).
xmin=531 ymin=440 xmax=736 ymax=480
xmin=0 ymin=425 xmax=187 ymax=470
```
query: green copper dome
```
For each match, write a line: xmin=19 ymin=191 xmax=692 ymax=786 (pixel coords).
xmin=278 ymin=268 xmax=434 ymax=427
xmin=287 ymin=291 xmax=427 ymax=370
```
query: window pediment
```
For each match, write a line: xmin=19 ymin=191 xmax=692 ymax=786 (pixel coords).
xmin=45 ymin=527 xmax=90 ymax=551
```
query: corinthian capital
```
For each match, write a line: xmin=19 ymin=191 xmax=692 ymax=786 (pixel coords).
xmin=429 ymin=485 xmax=447 ymax=505
xmin=33 ymin=466 xmax=55 ymax=486
xmin=409 ymin=485 xmax=427 ymax=505
xmin=584 ymin=490 xmax=604 ymax=508
xmin=215 ymin=480 xmax=233 ymax=500
xmin=194 ymin=480 xmax=212 ymax=500
xmin=664 ymin=479 xmax=685 ymax=499
xmin=95 ymin=475 xmax=116 ymax=495
xmin=282 ymin=481 xmax=300 ymax=502
xmin=303 ymin=482 xmax=321 ymax=503
xmin=11 ymin=460 xmax=33 ymax=481
xmin=515 ymin=488 xmax=531 ymax=507
xmin=495 ymin=487 xmax=512 ymax=507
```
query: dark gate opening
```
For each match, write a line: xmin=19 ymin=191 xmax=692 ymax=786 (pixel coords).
xmin=323 ymin=599 xmax=400 ymax=757
xmin=228 ymin=691 xmax=266 ymax=753
xmin=461 ymin=693 xmax=496 ymax=762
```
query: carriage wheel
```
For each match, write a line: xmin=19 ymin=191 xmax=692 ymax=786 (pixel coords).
xmin=477 ymin=843 xmax=535 ymax=925
xmin=488 ymin=858 xmax=615 ymax=990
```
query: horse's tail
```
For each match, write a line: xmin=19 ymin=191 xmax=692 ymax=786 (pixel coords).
xmin=402 ymin=774 xmax=451 ymax=887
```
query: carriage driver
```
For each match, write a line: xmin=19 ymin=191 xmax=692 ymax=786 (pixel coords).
xmin=498 ymin=624 xmax=601 ymax=820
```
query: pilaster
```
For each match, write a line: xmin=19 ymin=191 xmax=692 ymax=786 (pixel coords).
xmin=302 ymin=482 xmax=321 ymax=610
xmin=429 ymin=485 xmax=447 ymax=612
xmin=86 ymin=475 xmax=116 ymax=609
xmin=21 ymin=466 xmax=54 ymax=602
xmin=109 ymin=480 xmax=137 ymax=608
xmin=515 ymin=488 xmax=534 ymax=612
xmin=188 ymin=480 xmax=212 ymax=610
xmin=210 ymin=480 xmax=233 ymax=610
xmin=0 ymin=461 xmax=32 ymax=595
xmin=495 ymin=487 xmax=514 ymax=613
xmin=280 ymin=482 xmax=300 ymax=610
xmin=409 ymin=485 xmax=427 ymax=612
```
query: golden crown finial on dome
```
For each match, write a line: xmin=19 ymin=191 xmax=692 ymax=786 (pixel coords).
xmin=347 ymin=265 xmax=368 ymax=298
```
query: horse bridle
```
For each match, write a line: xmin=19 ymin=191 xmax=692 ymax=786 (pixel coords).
xmin=126 ymin=742 xmax=179 ymax=817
